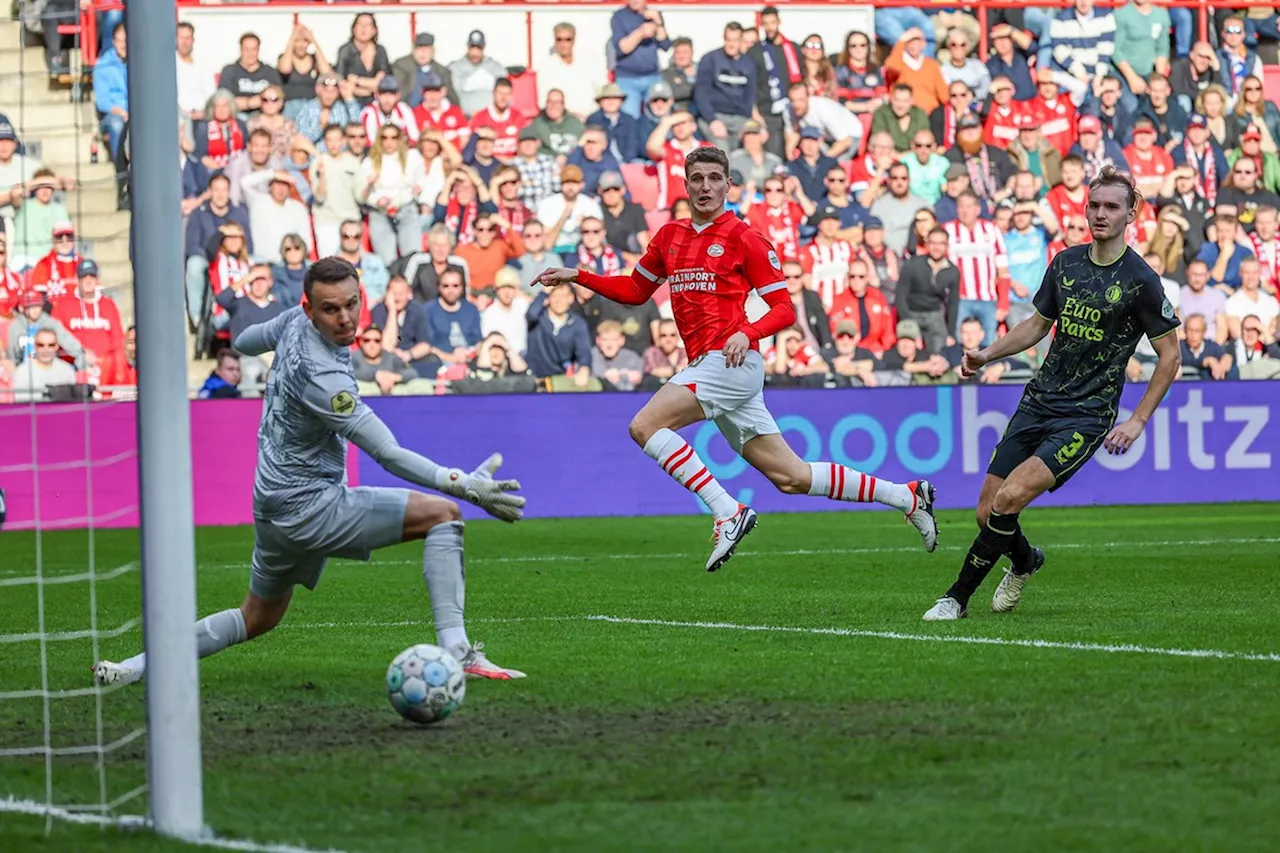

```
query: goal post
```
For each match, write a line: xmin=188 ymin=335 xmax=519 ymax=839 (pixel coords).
xmin=126 ymin=0 xmax=204 ymax=839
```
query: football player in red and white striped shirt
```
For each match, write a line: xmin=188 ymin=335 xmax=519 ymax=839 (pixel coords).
xmin=535 ymin=147 xmax=937 ymax=571
xmin=944 ymin=191 xmax=1009 ymax=346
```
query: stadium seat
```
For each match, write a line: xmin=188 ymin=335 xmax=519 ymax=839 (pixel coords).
xmin=510 ymin=72 xmax=540 ymax=122
xmin=645 ymin=210 xmax=670 ymax=233
xmin=1266 ymin=65 xmax=1280 ymax=108
xmin=621 ymin=163 xmax=660 ymax=212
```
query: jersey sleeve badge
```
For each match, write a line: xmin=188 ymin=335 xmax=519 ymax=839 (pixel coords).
xmin=330 ymin=391 xmax=357 ymax=415
xmin=768 ymin=250 xmax=781 ymax=269
xmin=1161 ymin=297 xmax=1175 ymax=319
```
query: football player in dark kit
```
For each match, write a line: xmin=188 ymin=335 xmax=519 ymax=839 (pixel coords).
xmin=923 ymin=166 xmax=1183 ymax=621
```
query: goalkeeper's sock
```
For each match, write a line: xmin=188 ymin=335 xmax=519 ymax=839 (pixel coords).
xmin=643 ymin=428 xmax=739 ymax=518
xmin=424 ymin=520 xmax=469 ymax=652
xmin=946 ymin=513 xmax=1018 ymax=606
xmin=806 ymin=462 xmax=914 ymax=513
xmin=117 ymin=607 xmax=248 ymax=672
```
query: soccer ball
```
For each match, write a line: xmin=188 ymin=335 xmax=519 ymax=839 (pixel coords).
xmin=386 ymin=644 xmax=466 ymax=725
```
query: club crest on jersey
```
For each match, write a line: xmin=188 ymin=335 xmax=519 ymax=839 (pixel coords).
xmin=768 ymin=250 xmax=780 ymax=269
xmin=1105 ymin=284 xmax=1122 ymax=304
xmin=707 ymin=243 xmax=725 ymax=257
xmin=330 ymin=391 xmax=356 ymax=415
xmin=1161 ymin=297 xmax=1175 ymax=319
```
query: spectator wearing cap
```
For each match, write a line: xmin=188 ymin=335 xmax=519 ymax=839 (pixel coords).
xmin=828 ymin=257 xmax=895 ymax=353
xmin=1171 ymin=42 xmax=1220 ymax=117
xmin=1215 ymin=16 xmax=1263 ymax=107
xmin=539 ymin=23 xmax=604 ymax=121
xmin=93 ymin=23 xmax=129 ymax=161
xmin=414 ymin=73 xmax=471 ymax=151
xmin=8 ymin=170 xmax=71 ymax=268
xmin=1196 ymin=207 xmax=1254 ymax=291
xmin=455 ymin=211 xmax=525 ymax=294
xmin=1027 ymin=68 xmax=1079 ymax=158
xmin=0 ymin=120 xmax=43 ymax=218
xmin=1218 ymin=153 xmax=1280 ymax=232
xmin=930 ymin=81 xmax=977 ymax=152
xmin=335 ymin=12 xmax=392 ymax=107
xmin=362 ymin=76 xmax=420 ymax=146
xmin=1070 ymin=115 xmax=1129 ymax=184
xmin=878 ymin=319 xmax=948 ymax=381
xmin=799 ymin=207 xmax=854 ymax=311
xmin=10 ymin=327 xmax=77 ymax=403
xmin=29 ymin=221 xmax=82 ymax=302
xmin=241 ymin=170 xmax=313 ymax=264
xmin=353 ymin=323 xmax=419 ymax=396
xmin=764 ymin=327 xmax=828 ymax=386
xmin=857 ymin=218 xmax=901 ymax=299
xmin=215 ymin=260 xmax=285 ymax=344
xmin=587 ymin=83 xmax=644 ymax=164
xmin=511 ymin=127 xmax=561 ymax=211
xmin=825 ymin=319 xmax=881 ymax=386
xmin=1169 ymin=113 xmax=1227 ymax=206
xmin=51 ymin=259 xmax=125 ymax=386
xmin=1008 ymin=112 xmax=1063 ymax=193
xmin=636 ymin=81 xmax=677 ymax=154
xmin=692 ymin=23 xmax=757 ymax=151
xmin=1228 ymin=127 xmax=1280 ymax=196
xmin=449 ymin=30 xmax=508 ymax=118
xmin=1111 ymin=0 xmax=1172 ymax=116
xmin=943 ymin=191 xmax=1008 ymax=346
xmin=276 ymin=22 xmax=336 ymax=108
xmin=393 ymin=33 xmax=457 ymax=110
xmin=939 ymin=29 xmax=991 ymax=103
xmin=610 ymin=0 xmax=672 ymax=119
xmin=662 ymin=37 xmax=698 ymax=118
xmin=480 ymin=266 xmax=531 ymax=354
xmin=7 ymin=288 xmax=84 ymax=368
xmin=598 ymin=171 xmax=650 ymax=260
xmin=1046 ymin=0 xmax=1116 ymax=106
xmin=644 ymin=110 xmax=709 ymax=210
xmin=882 ymin=29 xmax=948 ymax=115
xmin=538 ymin=164 xmax=604 ymax=259
xmin=219 ymin=33 xmax=284 ymax=118
xmin=784 ymin=82 xmax=862 ymax=162
xmin=566 ymin=126 xmax=624 ymax=198
xmin=530 ymin=90 xmax=587 ymax=160
xmin=986 ymin=24 xmax=1036 ymax=101
xmin=202 ymin=222 xmax=251 ymax=334
xmin=896 ymin=227 xmax=960 ymax=353
xmin=933 ymin=163 xmax=990 ymax=225
xmin=293 ymin=75 xmax=362 ymax=145
xmin=903 ymin=130 xmax=950 ymax=205
xmin=870 ymin=84 xmax=929 ymax=154
xmin=1135 ymin=74 xmax=1186 ymax=149
xmin=727 ymin=120 xmax=781 ymax=190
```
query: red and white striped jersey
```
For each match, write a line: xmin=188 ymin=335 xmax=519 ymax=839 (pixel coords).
xmin=361 ymin=102 xmax=420 ymax=145
xmin=799 ymin=238 xmax=854 ymax=311
xmin=1250 ymin=233 xmax=1280 ymax=291
xmin=657 ymin=138 xmax=708 ymax=209
xmin=944 ymin=219 xmax=1007 ymax=302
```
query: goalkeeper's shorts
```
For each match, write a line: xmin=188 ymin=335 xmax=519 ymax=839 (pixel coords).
xmin=671 ymin=350 xmax=780 ymax=454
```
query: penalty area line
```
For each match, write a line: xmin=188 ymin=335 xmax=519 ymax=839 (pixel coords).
xmin=0 ymin=797 xmax=354 ymax=853
xmin=585 ymin=615 xmax=1280 ymax=663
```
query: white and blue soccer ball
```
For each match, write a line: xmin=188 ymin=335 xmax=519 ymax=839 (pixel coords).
xmin=386 ymin=644 xmax=466 ymax=724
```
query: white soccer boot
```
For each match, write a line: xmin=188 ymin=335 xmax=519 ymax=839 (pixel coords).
xmin=904 ymin=480 xmax=938 ymax=552
xmin=93 ymin=660 xmax=143 ymax=687
xmin=991 ymin=547 xmax=1045 ymax=613
xmin=706 ymin=504 xmax=758 ymax=572
xmin=922 ymin=597 xmax=967 ymax=621
xmin=454 ymin=643 xmax=526 ymax=680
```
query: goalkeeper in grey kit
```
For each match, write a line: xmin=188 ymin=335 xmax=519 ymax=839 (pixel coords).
xmin=95 ymin=258 xmax=527 ymax=684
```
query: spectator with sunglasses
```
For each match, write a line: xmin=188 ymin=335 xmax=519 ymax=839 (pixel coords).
xmin=362 ymin=123 xmax=427 ymax=263
xmin=247 ymin=85 xmax=299 ymax=162
xmin=362 ymin=77 xmax=419 ymax=146
xmin=270 ymin=235 xmax=309 ymax=307
xmin=1216 ymin=17 xmax=1264 ymax=106
xmin=353 ymin=323 xmax=419 ymax=396
xmin=333 ymin=219 xmax=391 ymax=302
xmin=455 ymin=212 xmax=524 ymax=295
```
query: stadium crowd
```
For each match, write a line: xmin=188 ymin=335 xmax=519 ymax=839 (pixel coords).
xmin=3 ymin=0 xmax=1280 ymax=402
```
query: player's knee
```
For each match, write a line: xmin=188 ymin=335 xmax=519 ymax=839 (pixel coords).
xmin=992 ymin=484 xmax=1031 ymax=516
xmin=628 ymin=414 xmax=655 ymax=447
xmin=404 ymin=494 xmax=462 ymax=539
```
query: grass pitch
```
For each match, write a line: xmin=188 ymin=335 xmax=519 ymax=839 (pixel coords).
xmin=2 ymin=503 xmax=1278 ymax=852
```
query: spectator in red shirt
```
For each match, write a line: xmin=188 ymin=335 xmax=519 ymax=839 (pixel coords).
xmin=1124 ymin=117 xmax=1175 ymax=200
xmin=29 ymin=221 xmax=81 ymax=301
xmin=468 ymin=78 xmax=526 ymax=161
xmin=747 ymin=174 xmax=806 ymax=260
xmin=983 ymin=76 xmax=1020 ymax=150
xmin=1027 ymin=67 xmax=1078 ymax=157
xmin=1042 ymin=155 xmax=1089 ymax=236
xmin=828 ymin=258 xmax=895 ymax=353
xmin=413 ymin=73 xmax=470 ymax=150
xmin=51 ymin=259 xmax=124 ymax=387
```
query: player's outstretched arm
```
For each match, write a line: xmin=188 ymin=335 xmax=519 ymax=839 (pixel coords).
xmin=234 ymin=305 xmax=304 ymax=357
xmin=345 ymin=412 xmax=526 ymax=522
xmin=962 ymin=313 xmax=1053 ymax=378
xmin=1104 ymin=330 xmax=1181 ymax=455
xmin=533 ymin=266 xmax=660 ymax=307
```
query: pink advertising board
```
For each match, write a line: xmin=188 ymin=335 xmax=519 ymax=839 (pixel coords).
xmin=0 ymin=400 xmax=360 ymax=531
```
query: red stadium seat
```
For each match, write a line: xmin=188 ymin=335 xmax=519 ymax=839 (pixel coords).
xmin=644 ymin=210 xmax=670 ymax=233
xmin=1266 ymin=65 xmax=1280 ymax=110
xmin=510 ymin=71 xmax=540 ymax=122
xmin=621 ymin=163 xmax=660 ymax=212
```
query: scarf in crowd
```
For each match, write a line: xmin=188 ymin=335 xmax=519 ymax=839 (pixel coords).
xmin=578 ymin=242 xmax=621 ymax=277
xmin=212 ymin=252 xmax=249 ymax=317
xmin=760 ymin=45 xmax=788 ymax=115
xmin=965 ymin=147 xmax=998 ymax=201
xmin=1082 ymin=146 xmax=1109 ymax=182
xmin=940 ymin=105 xmax=958 ymax=150
xmin=500 ymin=202 xmax=529 ymax=235
xmin=1249 ymin=231 xmax=1280 ymax=289
xmin=42 ymin=252 xmax=81 ymax=300
xmin=442 ymin=196 xmax=479 ymax=245
xmin=1183 ymin=139 xmax=1217 ymax=207
xmin=205 ymin=120 xmax=245 ymax=168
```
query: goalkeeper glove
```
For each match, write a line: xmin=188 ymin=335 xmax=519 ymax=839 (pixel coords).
xmin=440 ymin=453 xmax=526 ymax=523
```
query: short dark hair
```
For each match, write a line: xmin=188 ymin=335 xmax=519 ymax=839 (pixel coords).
xmin=239 ymin=32 xmax=259 ymax=46
xmin=208 ymin=173 xmax=231 ymax=189
xmin=303 ymin=257 xmax=359 ymax=301
xmin=686 ymin=146 xmax=729 ymax=178
xmin=724 ymin=22 xmax=744 ymax=35
xmin=113 ymin=22 xmax=126 ymax=38
xmin=928 ymin=226 xmax=949 ymax=240
xmin=893 ymin=83 xmax=914 ymax=96
xmin=957 ymin=188 xmax=981 ymax=204
xmin=761 ymin=6 xmax=780 ymax=17
xmin=672 ymin=36 xmax=693 ymax=49
xmin=322 ymin=123 xmax=345 ymax=137
xmin=1062 ymin=154 xmax=1085 ymax=170
xmin=494 ymin=77 xmax=512 ymax=90
xmin=215 ymin=347 xmax=240 ymax=366
xmin=177 ymin=21 xmax=194 ymax=35
xmin=249 ymin=128 xmax=272 ymax=144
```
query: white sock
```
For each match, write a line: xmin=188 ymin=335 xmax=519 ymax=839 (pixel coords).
xmin=643 ymin=428 xmax=740 ymax=518
xmin=118 ymin=607 xmax=248 ymax=673
xmin=424 ymin=521 xmax=469 ymax=652
xmin=807 ymin=462 xmax=915 ymax=513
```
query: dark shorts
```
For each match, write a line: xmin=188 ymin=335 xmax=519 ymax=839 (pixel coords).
xmin=987 ymin=404 xmax=1111 ymax=492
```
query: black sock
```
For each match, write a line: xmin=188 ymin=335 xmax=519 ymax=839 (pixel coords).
xmin=992 ymin=509 xmax=1036 ymax=573
xmin=946 ymin=520 xmax=1015 ymax=607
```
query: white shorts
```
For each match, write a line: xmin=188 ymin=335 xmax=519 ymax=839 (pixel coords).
xmin=250 ymin=485 xmax=411 ymax=600
xmin=670 ymin=351 xmax=780 ymax=453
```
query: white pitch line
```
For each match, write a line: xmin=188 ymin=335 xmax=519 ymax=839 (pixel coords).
xmin=585 ymin=615 xmax=1280 ymax=663
xmin=0 ymin=797 xmax=354 ymax=853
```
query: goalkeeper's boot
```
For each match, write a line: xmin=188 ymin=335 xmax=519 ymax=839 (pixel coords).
xmin=904 ymin=480 xmax=938 ymax=553
xmin=93 ymin=660 xmax=142 ymax=687
xmin=706 ymin=504 xmax=758 ymax=572
xmin=992 ymin=547 xmax=1045 ymax=614
xmin=922 ymin=597 xmax=967 ymax=621
xmin=454 ymin=643 xmax=526 ymax=680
